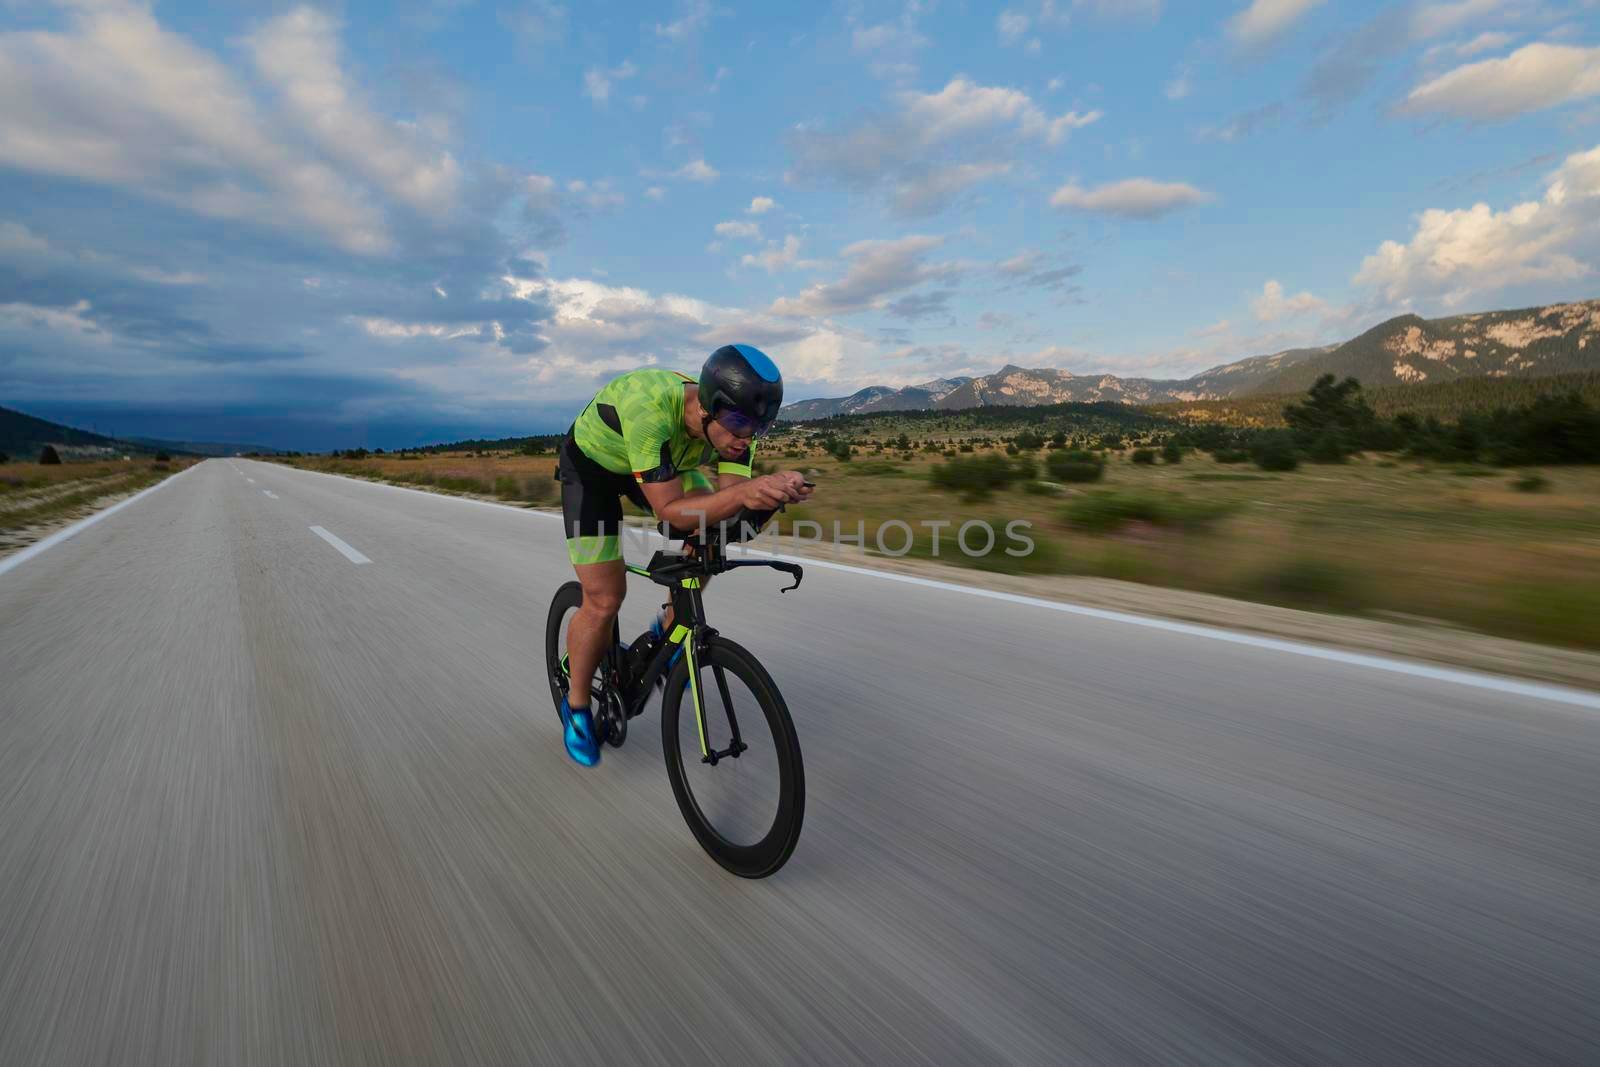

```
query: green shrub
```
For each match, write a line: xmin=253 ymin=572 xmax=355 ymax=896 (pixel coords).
xmin=1161 ymin=442 xmax=1183 ymax=464
xmin=1014 ymin=430 xmax=1044 ymax=450
xmin=1512 ymin=473 xmax=1549 ymax=492
xmin=1063 ymin=490 xmax=1234 ymax=534
xmin=38 ymin=445 xmax=61 ymax=465
xmin=1130 ymin=448 xmax=1157 ymax=465
xmin=842 ymin=460 xmax=902 ymax=476
xmin=929 ymin=454 xmax=1033 ymax=499
xmin=958 ymin=443 xmax=974 ymax=453
xmin=1307 ymin=431 xmax=1350 ymax=464
xmin=1213 ymin=448 xmax=1250 ymax=464
xmin=1005 ymin=444 xmax=1020 ymax=456
xmin=154 ymin=451 xmax=172 ymax=462
xmin=1252 ymin=438 xmax=1299 ymax=471
xmin=1022 ymin=480 xmax=1063 ymax=496
xmin=494 ymin=475 xmax=521 ymax=499
xmin=0 ymin=451 xmax=8 ymax=464
xmin=1250 ymin=557 xmax=1365 ymax=612
xmin=1046 ymin=449 xmax=1104 ymax=483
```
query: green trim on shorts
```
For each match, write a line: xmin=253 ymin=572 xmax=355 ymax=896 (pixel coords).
xmin=567 ymin=533 xmax=621 ymax=565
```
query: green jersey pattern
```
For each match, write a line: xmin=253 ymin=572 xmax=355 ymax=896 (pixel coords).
xmin=573 ymin=368 xmax=755 ymax=482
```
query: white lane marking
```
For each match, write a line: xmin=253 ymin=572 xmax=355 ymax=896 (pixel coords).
xmin=263 ymin=490 xmax=279 ymax=499
xmin=279 ymin=464 xmax=1600 ymax=709
xmin=309 ymin=525 xmax=371 ymax=564
xmin=0 ymin=464 xmax=199 ymax=579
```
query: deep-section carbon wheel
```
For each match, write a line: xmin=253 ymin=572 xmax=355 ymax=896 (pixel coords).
xmin=544 ymin=581 xmax=584 ymax=722
xmin=545 ymin=580 xmax=624 ymax=735
xmin=661 ymin=637 xmax=804 ymax=878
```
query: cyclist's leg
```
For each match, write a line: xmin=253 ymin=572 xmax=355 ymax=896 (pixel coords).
xmin=558 ymin=430 xmax=632 ymax=707
xmin=567 ymin=559 xmax=625 ymax=708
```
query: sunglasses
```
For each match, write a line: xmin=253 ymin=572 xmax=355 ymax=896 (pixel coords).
xmin=714 ymin=409 xmax=775 ymax=439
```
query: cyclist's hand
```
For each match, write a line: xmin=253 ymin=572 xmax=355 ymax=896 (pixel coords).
xmin=775 ymin=470 xmax=813 ymax=501
xmin=741 ymin=475 xmax=794 ymax=510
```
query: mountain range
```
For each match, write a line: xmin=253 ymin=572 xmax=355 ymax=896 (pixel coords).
xmin=779 ymin=299 xmax=1600 ymax=419
xmin=0 ymin=406 xmax=275 ymax=460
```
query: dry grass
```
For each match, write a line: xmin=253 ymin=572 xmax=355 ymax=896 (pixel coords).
xmin=279 ymin=452 xmax=563 ymax=505
xmin=281 ymin=444 xmax=1600 ymax=650
xmin=0 ymin=458 xmax=194 ymax=544
xmin=772 ymin=446 xmax=1600 ymax=650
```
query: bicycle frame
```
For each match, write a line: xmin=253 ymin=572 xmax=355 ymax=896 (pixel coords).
xmin=607 ymin=545 xmax=801 ymax=764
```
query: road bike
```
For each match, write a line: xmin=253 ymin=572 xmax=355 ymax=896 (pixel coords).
xmin=544 ymin=518 xmax=806 ymax=878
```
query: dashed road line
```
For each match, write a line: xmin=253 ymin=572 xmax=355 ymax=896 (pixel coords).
xmin=309 ymin=525 xmax=371 ymax=565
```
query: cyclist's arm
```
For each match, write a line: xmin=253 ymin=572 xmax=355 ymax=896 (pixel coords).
xmin=639 ymin=478 xmax=787 ymax=530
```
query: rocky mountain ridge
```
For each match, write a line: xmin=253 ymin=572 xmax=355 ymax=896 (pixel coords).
xmin=779 ymin=299 xmax=1600 ymax=419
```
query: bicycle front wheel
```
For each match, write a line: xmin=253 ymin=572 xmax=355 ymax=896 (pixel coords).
xmin=661 ymin=637 xmax=804 ymax=878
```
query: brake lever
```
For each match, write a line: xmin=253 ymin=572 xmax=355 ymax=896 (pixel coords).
xmin=775 ymin=562 xmax=803 ymax=593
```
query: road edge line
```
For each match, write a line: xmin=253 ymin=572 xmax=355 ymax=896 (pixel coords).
xmin=0 ymin=462 xmax=201 ymax=580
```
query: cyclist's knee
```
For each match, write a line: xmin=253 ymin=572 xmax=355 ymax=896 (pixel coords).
xmin=578 ymin=572 xmax=625 ymax=617
xmin=583 ymin=587 xmax=624 ymax=617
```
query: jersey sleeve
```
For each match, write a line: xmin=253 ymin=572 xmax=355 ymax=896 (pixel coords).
xmin=716 ymin=440 xmax=755 ymax=479
xmin=624 ymin=410 xmax=678 ymax=483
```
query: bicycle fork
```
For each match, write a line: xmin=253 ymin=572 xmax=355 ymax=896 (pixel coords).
xmin=669 ymin=580 xmax=747 ymax=766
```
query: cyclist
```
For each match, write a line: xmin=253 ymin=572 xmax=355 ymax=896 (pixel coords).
xmin=556 ymin=344 xmax=811 ymax=767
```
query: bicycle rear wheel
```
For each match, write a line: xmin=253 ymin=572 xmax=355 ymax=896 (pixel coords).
xmin=545 ymin=581 xmax=627 ymax=745
xmin=661 ymin=637 xmax=804 ymax=878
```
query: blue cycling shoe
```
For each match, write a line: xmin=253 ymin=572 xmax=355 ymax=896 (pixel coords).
xmin=559 ymin=695 xmax=602 ymax=767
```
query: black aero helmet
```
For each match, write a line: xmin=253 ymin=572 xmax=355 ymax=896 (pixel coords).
xmin=698 ymin=344 xmax=783 ymax=437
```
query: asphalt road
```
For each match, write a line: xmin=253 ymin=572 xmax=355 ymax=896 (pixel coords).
xmin=1 ymin=458 xmax=1596 ymax=1065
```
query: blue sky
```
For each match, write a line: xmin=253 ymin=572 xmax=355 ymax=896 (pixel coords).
xmin=2 ymin=0 xmax=1598 ymax=449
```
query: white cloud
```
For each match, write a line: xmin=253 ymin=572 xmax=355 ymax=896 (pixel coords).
xmin=850 ymin=6 xmax=930 ymax=80
xmin=713 ymin=219 xmax=761 ymax=240
xmin=770 ymin=235 xmax=958 ymax=317
xmin=501 ymin=274 xmax=858 ymax=386
xmin=1410 ymin=0 xmax=1505 ymax=41
xmin=1050 ymin=177 xmax=1211 ymax=217
xmin=903 ymin=78 xmax=1101 ymax=147
xmin=740 ymin=235 xmax=821 ymax=274
xmin=892 ymin=161 xmax=1012 ymax=215
xmin=998 ymin=12 xmax=1031 ymax=44
xmin=1228 ymin=0 xmax=1325 ymax=49
xmin=656 ymin=0 xmax=712 ymax=41
xmin=1353 ymin=143 xmax=1600 ymax=305
xmin=788 ymin=77 xmax=1100 ymax=216
xmin=673 ymin=158 xmax=720 ymax=182
xmin=1452 ymin=31 xmax=1514 ymax=58
xmin=582 ymin=60 xmax=637 ymax=105
xmin=0 ymin=1 xmax=391 ymax=253
xmin=566 ymin=178 xmax=624 ymax=211
xmin=747 ymin=196 xmax=775 ymax=214
xmin=1402 ymin=43 xmax=1600 ymax=121
xmin=1165 ymin=66 xmax=1192 ymax=100
xmin=645 ymin=185 xmax=666 ymax=201
xmin=0 ymin=220 xmax=54 ymax=257
xmin=1251 ymin=279 xmax=1328 ymax=321
xmin=249 ymin=8 xmax=462 ymax=220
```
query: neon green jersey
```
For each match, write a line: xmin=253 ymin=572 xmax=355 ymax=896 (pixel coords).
xmin=572 ymin=368 xmax=755 ymax=483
